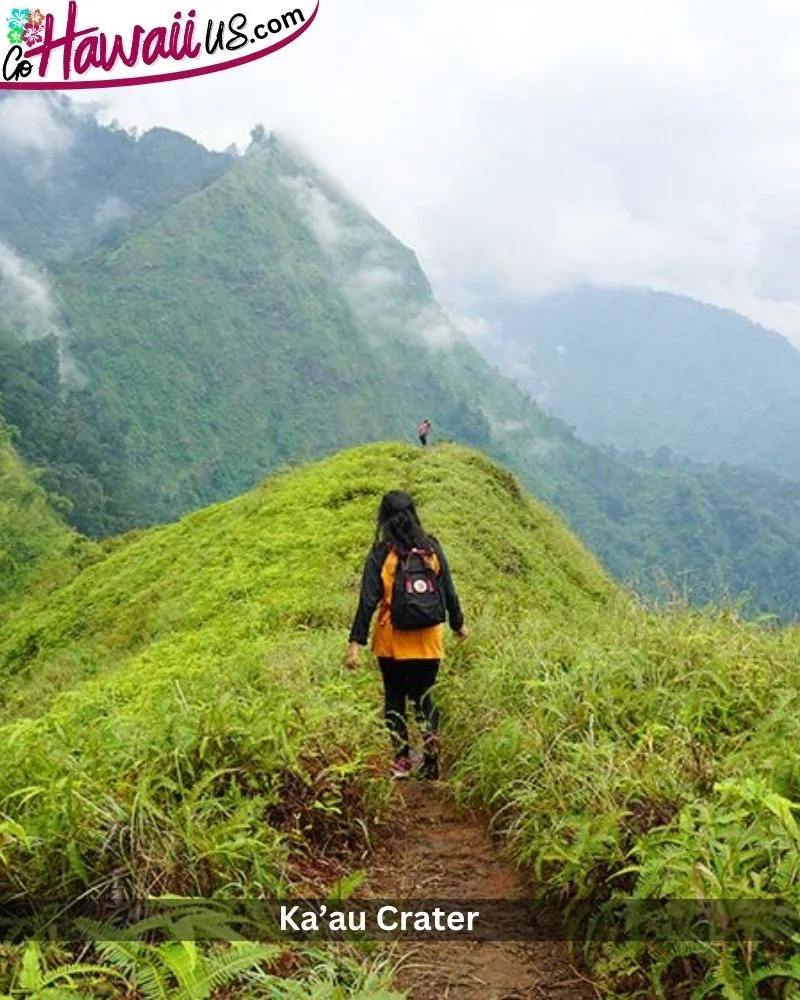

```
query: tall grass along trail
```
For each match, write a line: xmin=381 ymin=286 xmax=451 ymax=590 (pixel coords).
xmin=4 ymin=443 xmax=800 ymax=996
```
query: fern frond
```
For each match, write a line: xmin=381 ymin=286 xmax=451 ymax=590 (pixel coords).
xmin=38 ymin=963 xmax=126 ymax=989
xmin=748 ymin=958 xmax=800 ymax=986
xmin=155 ymin=942 xmax=204 ymax=999
xmin=133 ymin=960 xmax=173 ymax=1000
xmin=202 ymin=943 xmax=278 ymax=993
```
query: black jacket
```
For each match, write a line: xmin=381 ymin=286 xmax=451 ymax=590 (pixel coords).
xmin=349 ymin=537 xmax=465 ymax=646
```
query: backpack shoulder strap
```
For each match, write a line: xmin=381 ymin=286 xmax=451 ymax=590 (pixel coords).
xmin=419 ymin=538 xmax=443 ymax=573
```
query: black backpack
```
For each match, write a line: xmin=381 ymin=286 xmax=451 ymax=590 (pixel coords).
xmin=390 ymin=547 xmax=447 ymax=630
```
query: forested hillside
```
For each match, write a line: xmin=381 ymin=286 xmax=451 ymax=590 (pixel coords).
xmin=0 ymin=93 xmax=232 ymax=263
xmin=0 ymin=418 xmax=81 ymax=605
xmin=3 ymin=97 xmax=800 ymax=617
xmin=50 ymin=138 xmax=490 ymax=532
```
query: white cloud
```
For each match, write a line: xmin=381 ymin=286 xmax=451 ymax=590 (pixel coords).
xmin=55 ymin=0 xmax=800 ymax=346
xmin=94 ymin=196 xmax=132 ymax=229
xmin=0 ymin=242 xmax=84 ymax=383
xmin=353 ymin=266 xmax=403 ymax=293
xmin=280 ymin=167 xmax=463 ymax=349
xmin=0 ymin=242 xmax=60 ymax=338
xmin=442 ymin=309 xmax=497 ymax=345
xmin=406 ymin=302 xmax=461 ymax=350
xmin=280 ymin=175 xmax=344 ymax=250
xmin=0 ymin=94 xmax=72 ymax=158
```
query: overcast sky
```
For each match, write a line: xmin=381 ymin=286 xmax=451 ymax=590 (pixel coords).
xmin=57 ymin=0 xmax=800 ymax=343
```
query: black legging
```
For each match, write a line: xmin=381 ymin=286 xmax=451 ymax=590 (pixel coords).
xmin=378 ymin=658 xmax=440 ymax=757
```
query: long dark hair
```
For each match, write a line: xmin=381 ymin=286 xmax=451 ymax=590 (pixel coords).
xmin=375 ymin=491 xmax=434 ymax=554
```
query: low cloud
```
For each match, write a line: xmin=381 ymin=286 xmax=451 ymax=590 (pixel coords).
xmin=346 ymin=263 xmax=463 ymax=350
xmin=283 ymin=172 xmax=464 ymax=351
xmin=407 ymin=302 xmax=461 ymax=350
xmin=61 ymin=0 xmax=800 ymax=348
xmin=442 ymin=309 xmax=497 ymax=345
xmin=353 ymin=265 xmax=403 ymax=293
xmin=94 ymin=195 xmax=132 ymax=229
xmin=0 ymin=242 xmax=84 ymax=384
xmin=344 ymin=265 xmax=403 ymax=318
xmin=280 ymin=175 xmax=344 ymax=251
xmin=0 ymin=94 xmax=72 ymax=159
xmin=0 ymin=243 xmax=60 ymax=338
xmin=487 ymin=414 xmax=557 ymax=462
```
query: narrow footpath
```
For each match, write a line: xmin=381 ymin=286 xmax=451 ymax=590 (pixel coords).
xmin=364 ymin=782 xmax=600 ymax=1000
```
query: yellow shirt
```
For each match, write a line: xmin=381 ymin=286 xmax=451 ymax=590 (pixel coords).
xmin=371 ymin=549 xmax=445 ymax=661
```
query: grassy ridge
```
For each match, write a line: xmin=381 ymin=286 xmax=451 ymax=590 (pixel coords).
xmin=0 ymin=443 xmax=610 ymax=997
xmin=0 ymin=443 xmax=611 ymax=719
xmin=3 ymin=442 xmax=799 ymax=997
xmin=5 ymin=115 xmax=800 ymax=619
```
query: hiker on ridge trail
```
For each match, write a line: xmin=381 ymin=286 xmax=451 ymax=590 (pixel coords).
xmin=344 ymin=491 xmax=468 ymax=780
xmin=417 ymin=419 xmax=432 ymax=447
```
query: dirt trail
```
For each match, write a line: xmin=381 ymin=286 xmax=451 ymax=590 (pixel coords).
xmin=364 ymin=781 xmax=600 ymax=1000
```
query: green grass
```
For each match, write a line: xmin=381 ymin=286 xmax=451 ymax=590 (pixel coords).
xmin=443 ymin=598 xmax=800 ymax=996
xmin=7 ymin=116 xmax=800 ymax=621
xmin=0 ymin=419 xmax=88 ymax=608
xmin=0 ymin=442 xmax=609 ymax=997
xmin=3 ymin=441 xmax=800 ymax=997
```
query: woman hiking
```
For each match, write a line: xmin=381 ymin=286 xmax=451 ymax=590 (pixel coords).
xmin=345 ymin=491 xmax=468 ymax=780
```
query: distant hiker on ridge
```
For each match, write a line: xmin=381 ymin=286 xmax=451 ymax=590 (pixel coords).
xmin=345 ymin=491 xmax=468 ymax=780
xmin=418 ymin=419 xmax=432 ymax=447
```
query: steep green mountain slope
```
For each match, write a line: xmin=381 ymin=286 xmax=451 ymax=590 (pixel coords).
xmin=475 ymin=285 xmax=800 ymax=479
xmin=0 ymin=417 xmax=81 ymax=604
xmin=0 ymin=326 xmax=115 ymax=539
xmin=2 ymin=444 xmax=799 ymax=998
xmin=5 ymin=108 xmax=800 ymax=617
xmin=55 ymin=138 xmax=800 ymax=615
xmin=0 ymin=94 xmax=233 ymax=263
xmin=50 ymin=140 xmax=489 ymax=533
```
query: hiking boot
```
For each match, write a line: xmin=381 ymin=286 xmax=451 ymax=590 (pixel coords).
xmin=420 ymin=735 xmax=440 ymax=780
xmin=391 ymin=755 xmax=413 ymax=780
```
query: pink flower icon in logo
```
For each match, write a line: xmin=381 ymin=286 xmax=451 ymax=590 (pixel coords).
xmin=22 ymin=21 xmax=41 ymax=45
xmin=6 ymin=8 xmax=30 ymax=31
xmin=27 ymin=7 xmax=44 ymax=26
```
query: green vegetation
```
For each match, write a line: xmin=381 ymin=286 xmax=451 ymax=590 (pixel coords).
xmin=489 ymin=402 xmax=800 ymax=620
xmin=0 ymin=417 xmax=84 ymax=605
xmin=49 ymin=143 xmax=489 ymax=535
xmin=0 ymin=94 xmax=232 ymax=263
xmin=2 ymin=442 xmax=800 ymax=997
xmin=1 ymin=938 xmax=402 ymax=1000
xmin=4 ymin=101 xmax=800 ymax=620
xmin=2 ymin=443 xmax=462 ymax=996
xmin=445 ymin=601 xmax=800 ymax=996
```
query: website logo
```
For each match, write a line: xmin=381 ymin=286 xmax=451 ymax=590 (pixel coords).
xmin=2 ymin=1 xmax=318 ymax=89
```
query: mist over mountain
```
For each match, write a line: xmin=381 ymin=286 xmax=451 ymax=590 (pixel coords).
xmin=3 ymin=98 xmax=800 ymax=617
xmin=5 ymin=13 xmax=800 ymax=997
xmin=0 ymin=93 xmax=233 ymax=263
xmin=464 ymin=285 xmax=800 ymax=481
